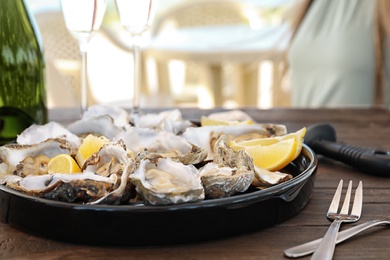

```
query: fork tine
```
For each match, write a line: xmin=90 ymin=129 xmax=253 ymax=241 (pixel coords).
xmin=351 ymin=181 xmax=363 ymax=217
xmin=328 ymin=180 xmax=343 ymax=214
xmin=340 ymin=180 xmax=353 ymax=214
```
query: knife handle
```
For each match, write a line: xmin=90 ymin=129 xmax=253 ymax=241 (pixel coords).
xmin=312 ymin=140 xmax=390 ymax=176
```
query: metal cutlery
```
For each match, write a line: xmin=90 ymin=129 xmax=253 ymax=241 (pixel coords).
xmin=310 ymin=180 xmax=363 ymax=260
xmin=284 ymin=218 xmax=390 ymax=258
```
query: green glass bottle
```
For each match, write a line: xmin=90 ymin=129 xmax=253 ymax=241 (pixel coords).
xmin=0 ymin=0 xmax=48 ymax=145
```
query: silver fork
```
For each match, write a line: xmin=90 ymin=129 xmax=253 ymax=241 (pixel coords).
xmin=311 ymin=180 xmax=363 ymax=260
xmin=285 ymin=217 xmax=390 ymax=258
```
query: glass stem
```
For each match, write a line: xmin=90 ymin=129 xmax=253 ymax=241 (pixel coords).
xmin=132 ymin=34 xmax=142 ymax=114
xmin=79 ymin=38 xmax=90 ymax=115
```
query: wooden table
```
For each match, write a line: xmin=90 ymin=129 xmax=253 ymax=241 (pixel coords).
xmin=1 ymin=107 xmax=390 ymax=259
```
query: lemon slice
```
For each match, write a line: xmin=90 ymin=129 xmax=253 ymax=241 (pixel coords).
xmin=75 ymin=134 xmax=110 ymax=166
xmin=230 ymin=127 xmax=306 ymax=171
xmin=244 ymin=138 xmax=298 ymax=171
xmin=48 ymin=154 xmax=81 ymax=174
xmin=200 ymin=116 xmax=254 ymax=126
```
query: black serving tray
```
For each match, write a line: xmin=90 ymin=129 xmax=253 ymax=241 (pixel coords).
xmin=0 ymin=144 xmax=317 ymax=246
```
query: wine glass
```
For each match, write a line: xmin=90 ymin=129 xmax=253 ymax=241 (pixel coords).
xmin=60 ymin=0 xmax=107 ymax=114
xmin=115 ymin=0 xmax=159 ymax=117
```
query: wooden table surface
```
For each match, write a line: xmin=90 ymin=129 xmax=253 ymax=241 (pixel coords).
xmin=1 ymin=107 xmax=390 ymax=259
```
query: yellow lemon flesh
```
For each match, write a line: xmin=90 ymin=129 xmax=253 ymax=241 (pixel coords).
xmin=75 ymin=134 xmax=110 ymax=166
xmin=243 ymin=138 xmax=297 ymax=171
xmin=230 ymin=127 xmax=306 ymax=171
xmin=200 ymin=116 xmax=254 ymax=126
xmin=48 ymin=154 xmax=81 ymax=174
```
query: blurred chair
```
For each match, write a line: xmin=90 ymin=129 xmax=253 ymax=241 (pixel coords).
xmin=144 ymin=0 xmax=259 ymax=107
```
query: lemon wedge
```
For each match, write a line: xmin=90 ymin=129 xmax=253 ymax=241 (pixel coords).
xmin=48 ymin=154 xmax=81 ymax=174
xmin=200 ymin=116 xmax=254 ymax=126
xmin=230 ymin=127 xmax=306 ymax=171
xmin=75 ymin=134 xmax=110 ymax=166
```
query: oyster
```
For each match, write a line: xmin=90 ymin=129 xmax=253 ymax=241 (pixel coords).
xmin=200 ymin=136 xmax=254 ymax=198
xmin=89 ymin=162 xmax=135 ymax=205
xmin=67 ymin=115 xmax=124 ymax=140
xmin=83 ymin=140 xmax=131 ymax=173
xmin=3 ymin=141 xmax=137 ymax=204
xmin=115 ymin=127 xmax=207 ymax=165
xmin=6 ymin=171 xmax=118 ymax=203
xmin=83 ymin=105 xmax=130 ymax=129
xmin=16 ymin=121 xmax=81 ymax=150
xmin=130 ymin=155 xmax=204 ymax=205
xmin=15 ymin=154 xmax=50 ymax=177
xmin=0 ymin=139 xmax=74 ymax=175
xmin=83 ymin=140 xmax=136 ymax=205
xmin=133 ymin=109 xmax=193 ymax=134
xmin=182 ymin=123 xmax=287 ymax=160
xmin=206 ymin=110 xmax=254 ymax=122
xmin=252 ymin=167 xmax=293 ymax=189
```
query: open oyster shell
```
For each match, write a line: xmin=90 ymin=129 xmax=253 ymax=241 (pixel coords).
xmin=253 ymin=167 xmax=293 ymax=189
xmin=83 ymin=105 xmax=130 ymax=129
xmin=0 ymin=139 xmax=74 ymax=176
xmin=67 ymin=115 xmax=124 ymax=140
xmin=116 ymin=127 xmax=207 ymax=165
xmin=8 ymin=171 xmax=116 ymax=193
xmin=182 ymin=123 xmax=287 ymax=160
xmin=206 ymin=110 xmax=254 ymax=122
xmin=6 ymin=171 xmax=118 ymax=203
xmin=200 ymin=135 xmax=254 ymax=198
xmin=130 ymin=155 xmax=205 ymax=205
xmin=132 ymin=109 xmax=193 ymax=134
xmin=16 ymin=121 xmax=81 ymax=150
xmin=84 ymin=140 xmax=136 ymax=205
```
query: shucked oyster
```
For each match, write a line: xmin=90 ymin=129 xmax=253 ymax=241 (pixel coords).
xmin=82 ymin=105 xmax=130 ymax=129
xmin=130 ymin=155 xmax=204 ymax=205
xmin=133 ymin=109 xmax=193 ymax=134
xmin=3 ymin=140 xmax=136 ymax=204
xmin=16 ymin=121 xmax=81 ymax=150
xmin=83 ymin=140 xmax=131 ymax=173
xmin=206 ymin=110 xmax=254 ymax=122
xmin=84 ymin=140 xmax=136 ymax=205
xmin=6 ymin=171 xmax=118 ymax=203
xmin=115 ymin=127 xmax=207 ymax=165
xmin=182 ymin=124 xmax=287 ymax=160
xmin=67 ymin=115 xmax=124 ymax=140
xmin=252 ymin=167 xmax=293 ymax=189
xmin=200 ymin=135 xmax=254 ymax=198
xmin=0 ymin=139 xmax=74 ymax=176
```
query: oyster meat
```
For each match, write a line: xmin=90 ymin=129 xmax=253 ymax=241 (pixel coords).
xmin=130 ymin=155 xmax=204 ymax=205
xmin=115 ymin=127 xmax=207 ymax=165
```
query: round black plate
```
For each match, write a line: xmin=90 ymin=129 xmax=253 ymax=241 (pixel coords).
xmin=0 ymin=144 xmax=317 ymax=246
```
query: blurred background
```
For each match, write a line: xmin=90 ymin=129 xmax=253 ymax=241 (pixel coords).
xmin=27 ymin=0 xmax=294 ymax=109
